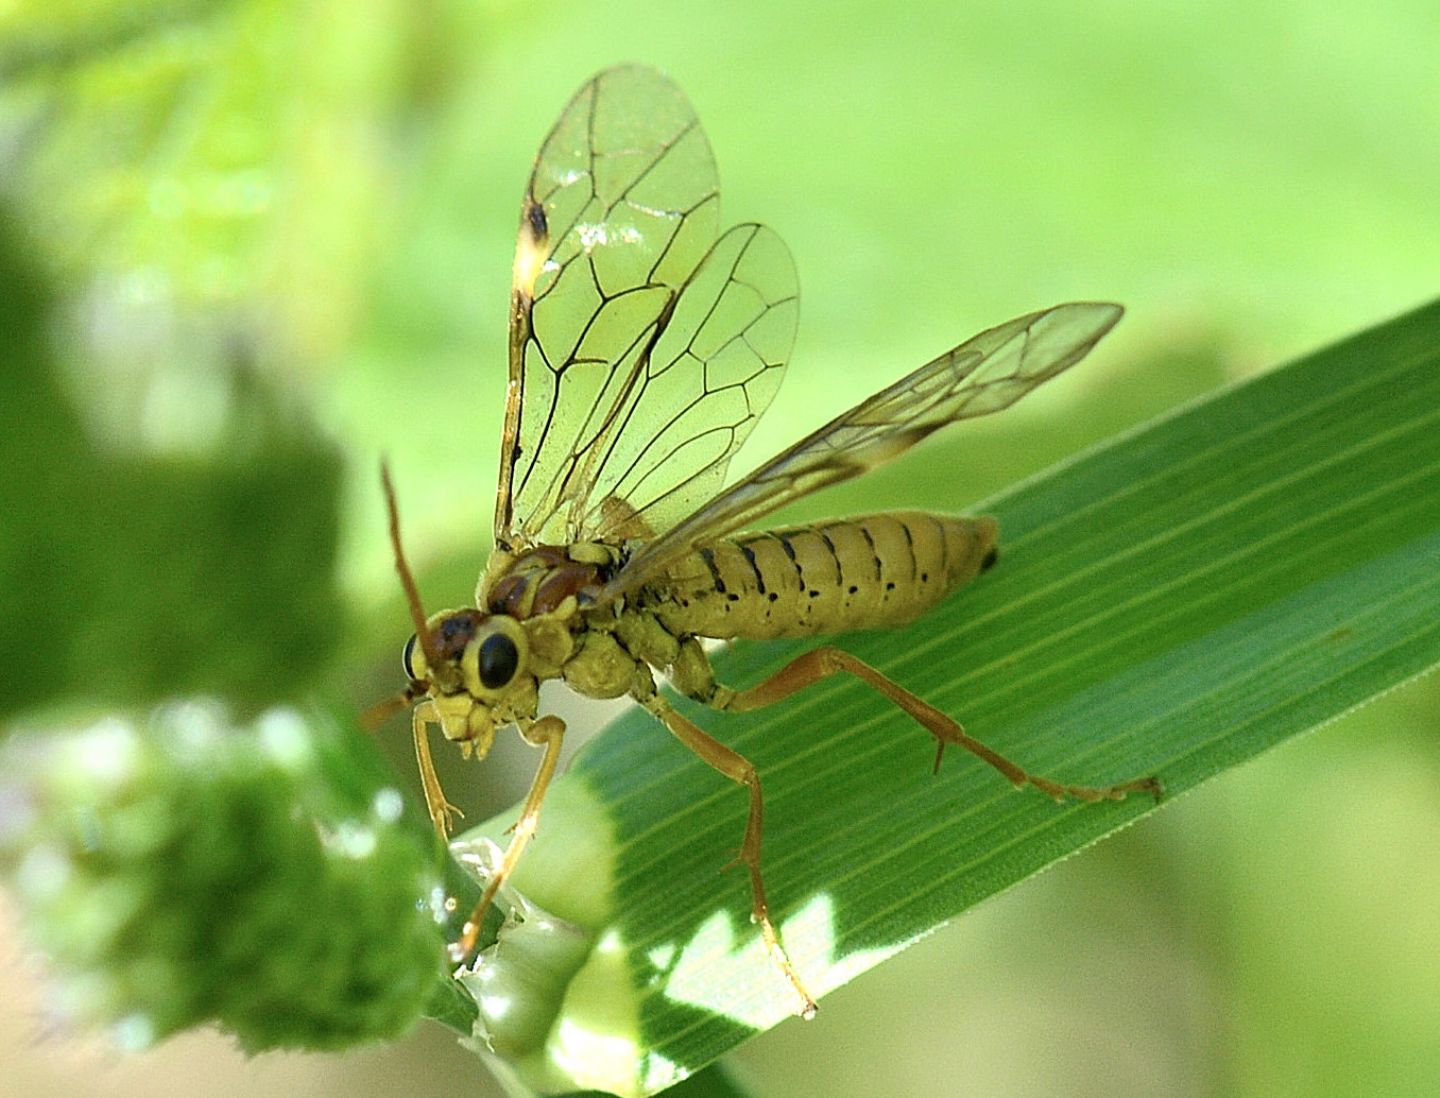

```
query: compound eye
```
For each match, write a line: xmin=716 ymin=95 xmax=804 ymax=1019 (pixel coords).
xmin=477 ymin=632 xmax=519 ymax=690
xmin=401 ymin=633 xmax=420 ymax=680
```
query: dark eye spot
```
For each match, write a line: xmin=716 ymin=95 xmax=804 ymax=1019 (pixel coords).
xmin=479 ymin=633 xmax=520 ymax=690
xmin=401 ymin=634 xmax=419 ymax=680
xmin=526 ymin=199 xmax=547 ymax=240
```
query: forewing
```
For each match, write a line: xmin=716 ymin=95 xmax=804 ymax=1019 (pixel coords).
xmin=495 ymin=66 xmax=795 ymax=549
xmin=604 ymin=302 xmax=1122 ymax=599
xmin=574 ymin=222 xmax=797 ymax=542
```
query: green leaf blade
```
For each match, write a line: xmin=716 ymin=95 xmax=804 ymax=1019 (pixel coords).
xmin=465 ymin=301 xmax=1440 ymax=1094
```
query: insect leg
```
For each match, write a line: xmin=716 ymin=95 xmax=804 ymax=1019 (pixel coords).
xmin=638 ymin=693 xmax=818 ymax=1019
xmin=413 ymin=700 xmax=464 ymax=836
xmin=455 ymin=715 xmax=566 ymax=960
xmin=670 ymin=636 xmax=723 ymax=703
xmin=718 ymin=647 xmax=1162 ymax=804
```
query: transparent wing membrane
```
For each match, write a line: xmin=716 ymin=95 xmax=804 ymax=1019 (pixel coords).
xmin=606 ymin=302 xmax=1122 ymax=598
xmin=496 ymin=66 xmax=796 ymax=548
xmin=579 ymin=223 xmax=796 ymax=540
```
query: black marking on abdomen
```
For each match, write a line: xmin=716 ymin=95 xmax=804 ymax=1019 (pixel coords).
xmin=858 ymin=523 xmax=882 ymax=582
xmin=898 ymin=518 xmax=917 ymax=582
xmin=931 ymin=515 xmax=949 ymax=580
xmin=817 ymin=527 xmax=844 ymax=587
xmin=699 ymin=546 xmax=727 ymax=594
xmin=774 ymin=532 xmax=804 ymax=588
xmin=740 ymin=544 xmax=766 ymax=595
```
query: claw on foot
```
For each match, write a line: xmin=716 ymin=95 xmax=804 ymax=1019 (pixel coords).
xmin=432 ymin=801 xmax=465 ymax=837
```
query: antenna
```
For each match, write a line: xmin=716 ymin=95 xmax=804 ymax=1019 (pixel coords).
xmin=381 ymin=460 xmax=439 ymax=668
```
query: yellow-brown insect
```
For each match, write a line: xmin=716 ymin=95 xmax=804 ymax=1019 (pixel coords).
xmin=370 ymin=65 xmax=1160 ymax=1017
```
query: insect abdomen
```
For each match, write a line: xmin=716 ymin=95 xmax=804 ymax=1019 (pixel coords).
xmin=653 ymin=512 xmax=999 ymax=640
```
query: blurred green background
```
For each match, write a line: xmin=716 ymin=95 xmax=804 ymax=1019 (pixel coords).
xmin=2 ymin=1 xmax=1438 ymax=1096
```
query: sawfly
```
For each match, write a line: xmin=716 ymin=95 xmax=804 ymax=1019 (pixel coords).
xmin=369 ymin=65 xmax=1161 ymax=1016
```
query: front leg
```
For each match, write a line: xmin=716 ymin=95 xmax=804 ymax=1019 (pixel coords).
xmin=412 ymin=699 xmax=464 ymax=836
xmin=454 ymin=714 xmax=566 ymax=961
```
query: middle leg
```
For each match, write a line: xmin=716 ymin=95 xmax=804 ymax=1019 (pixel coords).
xmin=638 ymin=691 xmax=817 ymax=1019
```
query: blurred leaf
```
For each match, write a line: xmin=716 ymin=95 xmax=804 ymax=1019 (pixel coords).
xmin=0 ymin=209 xmax=344 ymax=718
xmin=0 ymin=1 xmax=225 ymax=80
xmin=0 ymin=0 xmax=408 ymax=358
xmin=2 ymin=0 xmax=265 ymax=296
xmin=457 ymin=299 xmax=1440 ymax=1094
xmin=0 ymin=700 xmax=454 ymax=1050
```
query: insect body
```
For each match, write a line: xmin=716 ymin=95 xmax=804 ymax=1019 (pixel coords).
xmin=372 ymin=65 xmax=1160 ymax=1018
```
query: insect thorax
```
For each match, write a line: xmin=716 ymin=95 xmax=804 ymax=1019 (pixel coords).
xmin=479 ymin=541 xmax=702 ymax=705
xmin=480 ymin=542 xmax=623 ymax=620
xmin=470 ymin=541 xmax=633 ymax=700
